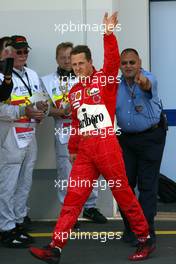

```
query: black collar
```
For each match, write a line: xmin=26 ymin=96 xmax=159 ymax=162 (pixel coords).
xmin=57 ymin=67 xmax=75 ymax=81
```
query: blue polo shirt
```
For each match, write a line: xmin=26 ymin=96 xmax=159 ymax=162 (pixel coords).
xmin=116 ymin=69 xmax=162 ymax=132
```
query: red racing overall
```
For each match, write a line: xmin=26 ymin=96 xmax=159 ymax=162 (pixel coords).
xmin=51 ymin=33 xmax=149 ymax=248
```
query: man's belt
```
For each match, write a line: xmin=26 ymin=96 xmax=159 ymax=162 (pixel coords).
xmin=121 ymin=123 xmax=159 ymax=136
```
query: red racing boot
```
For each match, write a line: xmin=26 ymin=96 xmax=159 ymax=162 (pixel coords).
xmin=29 ymin=244 xmax=61 ymax=264
xmin=128 ymin=238 xmax=156 ymax=261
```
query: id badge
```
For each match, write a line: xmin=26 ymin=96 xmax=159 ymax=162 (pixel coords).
xmin=13 ymin=127 xmax=35 ymax=148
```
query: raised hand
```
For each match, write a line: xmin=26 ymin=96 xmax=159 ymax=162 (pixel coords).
xmin=103 ymin=11 xmax=118 ymax=35
xmin=134 ymin=70 xmax=151 ymax=91
xmin=1 ymin=46 xmax=15 ymax=60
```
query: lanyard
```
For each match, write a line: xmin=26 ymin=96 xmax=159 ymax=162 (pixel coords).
xmin=12 ymin=69 xmax=32 ymax=97
xmin=126 ymin=82 xmax=136 ymax=99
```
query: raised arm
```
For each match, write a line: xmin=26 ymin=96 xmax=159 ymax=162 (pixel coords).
xmin=102 ymin=12 xmax=120 ymax=79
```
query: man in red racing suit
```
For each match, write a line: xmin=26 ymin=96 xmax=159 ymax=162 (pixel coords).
xmin=30 ymin=12 xmax=155 ymax=263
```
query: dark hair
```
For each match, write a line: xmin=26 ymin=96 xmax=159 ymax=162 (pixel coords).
xmin=121 ymin=48 xmax=139 ymax=57
xmin=0 ymin=36 xmax=11 ymax=56
xmin=70 ymin=45 xmax=92 ymax=61
xmin=56 ymin=42 xmax=73 ymax=58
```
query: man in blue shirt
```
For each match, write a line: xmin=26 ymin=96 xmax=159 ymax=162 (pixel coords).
xmin=116 ymin=48 xmax=166 ymax=246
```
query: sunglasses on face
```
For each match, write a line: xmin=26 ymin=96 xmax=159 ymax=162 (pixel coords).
xmin=121 ymin=60 xmax=136 ymax=66
xmin=16 ymin=49 xmax=29 ymax=55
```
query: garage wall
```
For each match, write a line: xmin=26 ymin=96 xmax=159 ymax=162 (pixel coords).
xmin=150 ymin=0 xmax=176 ymax=181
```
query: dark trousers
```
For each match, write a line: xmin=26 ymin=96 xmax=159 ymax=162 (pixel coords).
xmin=118 ymin=126 xmax=166 ymax=234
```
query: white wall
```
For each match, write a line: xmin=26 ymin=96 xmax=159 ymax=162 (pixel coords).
xmin=118 ymin=0 xmax=149 ymax=69
xmin=150 ymin=1 xmax=176 ymax=181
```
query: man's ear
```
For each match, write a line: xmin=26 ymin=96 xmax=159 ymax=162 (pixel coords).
xmin=88 ymin=59 xmax=93 ymax=65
